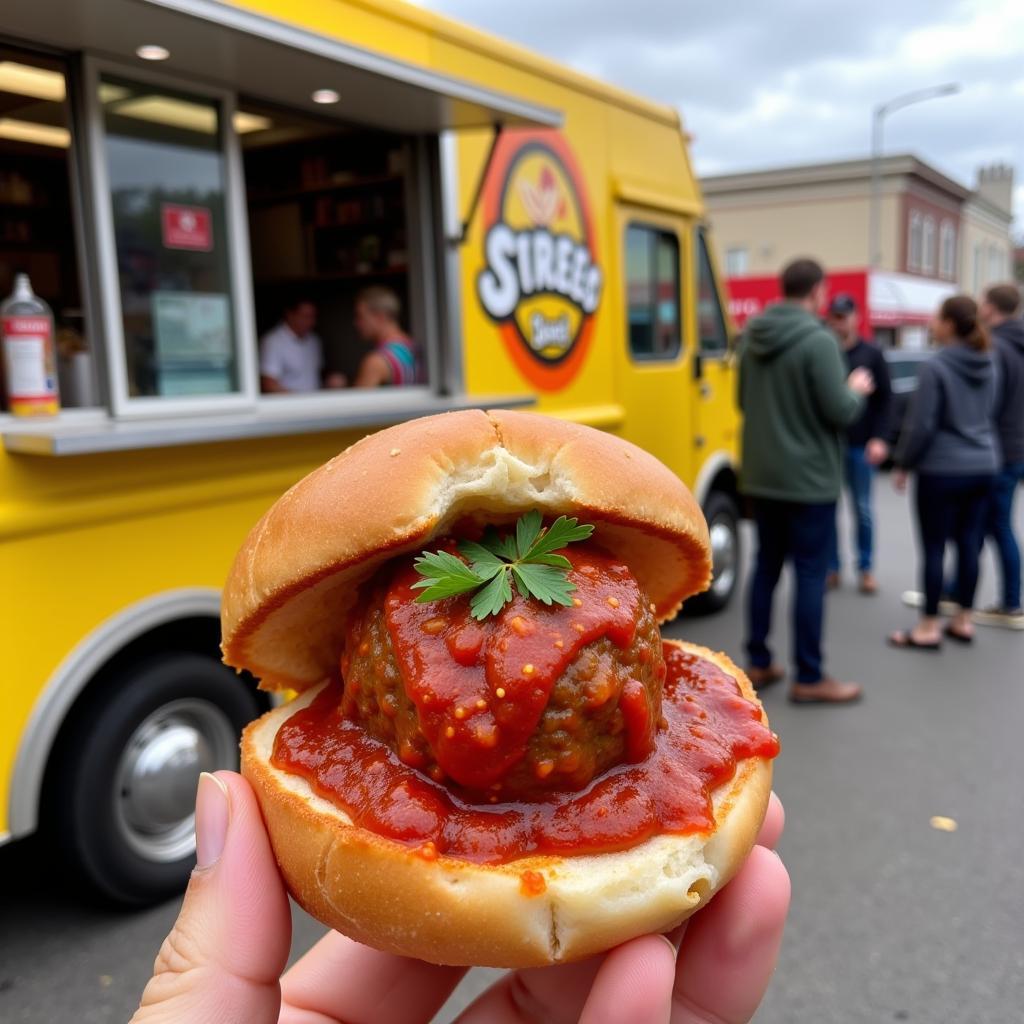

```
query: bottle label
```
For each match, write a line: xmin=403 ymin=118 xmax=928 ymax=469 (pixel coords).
xmin=3 ymin=315 xmax=58 ymax=412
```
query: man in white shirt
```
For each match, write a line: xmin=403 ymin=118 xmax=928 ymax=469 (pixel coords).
xmin=260 ymin=299 xmax=343 ymax=393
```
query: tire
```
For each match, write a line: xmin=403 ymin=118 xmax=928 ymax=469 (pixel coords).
xmin=48 ymin=652 xmax=261 ymax=905
xmin=688 ymin=490 xmax=741 ymax=615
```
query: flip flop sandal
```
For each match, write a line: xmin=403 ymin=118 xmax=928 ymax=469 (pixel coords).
xmin=887 ymin=630 xmax=941 ymax=651
xmin=943 ymin=626 xmax=974 ymax=645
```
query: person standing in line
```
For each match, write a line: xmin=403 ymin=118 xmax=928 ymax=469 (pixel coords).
xmin=889 ymin=295 xmax=998 ymax=650
xmin=973 ymin=283 xmax=1024 ymax=630
xmin=824 ymin=293 xmax=893 ymax=595
xmin=738 ymin=258 xmax=874 ymax=704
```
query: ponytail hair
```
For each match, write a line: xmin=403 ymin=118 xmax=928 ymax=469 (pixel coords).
xmin=939 ymin=295 xmax=989 ymax=352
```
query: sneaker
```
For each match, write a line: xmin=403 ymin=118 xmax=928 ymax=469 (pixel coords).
xmin=901 ymin=590 xmax=960 ymax=616
xmin=973 ymin=606 xmax=1024 ymax=630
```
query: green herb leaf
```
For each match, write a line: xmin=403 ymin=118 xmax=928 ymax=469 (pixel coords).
xmin=413 ymin=511 xmax=595 ymax=617
xmin=523 ymin=515 xmax=594 ymax=561
xmin=515 ymin=509 xmax=544 ymax=559
xmin=481 ymin=524 xmax=518 ymax=561
xmin=411 ymin=550 xmax=484 ymax=601
xmin=470 ymin=569 xmax=513 ymax=619
xmin=511 ymin=562 xmax=578 ymax=607
xmin=456 ymin=540 xmax=506 ymax=579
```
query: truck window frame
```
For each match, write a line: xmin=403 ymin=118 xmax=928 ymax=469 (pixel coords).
xmin=76 ymin=56 xmax=454 ymax=424
xmin=695 ymin=227 xmax=730 ymax=359
xmin=80 ymin=55 xmax=260 ymax=419
xmin=623 ymin=221 xmax=683 ymax=364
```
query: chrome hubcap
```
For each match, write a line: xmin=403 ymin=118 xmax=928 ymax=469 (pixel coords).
xmin=709 ymin=518 xmax=737 ymax=599
xmin=114 ymin=699 xmax=237 ymax=863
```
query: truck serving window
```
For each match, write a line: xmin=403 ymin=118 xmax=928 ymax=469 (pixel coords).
xmin=0 ymin=49 xmax=95 ymax=410
xmin=238 ymin=101 xmax=424 ymax=395
xmin=625 ymin=224 xmax=680 ymax=361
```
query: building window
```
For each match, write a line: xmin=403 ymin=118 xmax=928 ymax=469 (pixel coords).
xmin=921 ymin=215 xmax=936 ymax=274
xmin=908 ymin=211 xmax=923 ymax=271
xmin=973 ymin=242 xmax=983 ymax=293
xmin=939 ymin=220 xmax=956 ymax=279
xmin=725 ymin=247 xmax=748 ymax=276
xmin=988 ymin=244 xmax=1004 ymax=283
xmin=625 ymin=223 xmax=681 ymax=360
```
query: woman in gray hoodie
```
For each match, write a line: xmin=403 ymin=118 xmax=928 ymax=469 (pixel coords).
xmin=889 ymin=295 xmax=998 ymax=650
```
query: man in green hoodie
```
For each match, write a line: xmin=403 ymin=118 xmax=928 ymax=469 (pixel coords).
xmin=739 ymin=259 xmax=874 ymax=703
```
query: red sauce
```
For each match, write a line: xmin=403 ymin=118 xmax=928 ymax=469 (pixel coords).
xmin=380 ymin=546 xmax=648 ymax=791
xmin=272 ymin=643 xmax=780 ymax=863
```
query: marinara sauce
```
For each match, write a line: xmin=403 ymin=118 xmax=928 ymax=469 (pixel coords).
xmin=272 ymin=546 xmax=779 ymax=863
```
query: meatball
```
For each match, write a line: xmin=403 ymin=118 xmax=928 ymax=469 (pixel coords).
xmin=341 ymin=576 xmax=665 ymax=801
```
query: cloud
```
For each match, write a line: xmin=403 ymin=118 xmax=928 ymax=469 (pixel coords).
xmin=413 ymin=0 xmax=1023 ymax=228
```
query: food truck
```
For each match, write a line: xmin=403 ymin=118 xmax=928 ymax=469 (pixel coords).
xmin=0 ymin=0 xmax=741 ymax=902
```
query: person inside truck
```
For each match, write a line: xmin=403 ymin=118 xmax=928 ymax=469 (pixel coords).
xmin=260 ymin=297 xmax=346 ymax=393
xmin=351 ymin=286 xmax=422 ymax=387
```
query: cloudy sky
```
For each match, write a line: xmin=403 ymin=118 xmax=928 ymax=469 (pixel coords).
xmin=411 ymin=0 xmax=1023 ymax=229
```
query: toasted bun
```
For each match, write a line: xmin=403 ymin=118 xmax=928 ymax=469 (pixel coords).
xmin=241 ymin=641 xmax=772 ymax=968
xmin=222 ymin=410 xmax=711 ymax=692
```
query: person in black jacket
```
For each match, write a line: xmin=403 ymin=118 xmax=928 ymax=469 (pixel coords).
xmin=889 ymin=295 xmax=998 ymax=649
xmin=824 ymin=294 xmax=892 ymax=595
xmin=973 ymin=283 xmax=1024 ymax=630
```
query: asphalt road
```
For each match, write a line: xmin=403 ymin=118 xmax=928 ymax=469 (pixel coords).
xmin=2 ymin=481 xmax=1022 ymax=1023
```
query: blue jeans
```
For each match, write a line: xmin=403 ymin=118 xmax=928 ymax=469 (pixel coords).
xmin=828 ymin=445 xmax=874 ymax=573
xmin=746 ymin=499 xmax=835 ymax=683
xmin=987 ymin=461 xmax=1024 ymax=609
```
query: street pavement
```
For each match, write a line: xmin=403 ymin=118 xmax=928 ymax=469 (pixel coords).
xmin=2 ymin=481 xmax=1022 ymax=1023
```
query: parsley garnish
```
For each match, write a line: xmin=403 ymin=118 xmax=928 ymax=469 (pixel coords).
xmin=411 ymin=510 xmax=595 ymax=620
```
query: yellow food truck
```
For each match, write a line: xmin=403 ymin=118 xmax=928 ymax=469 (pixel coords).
xmin=0 ymin=0 xmax=740 ymax=902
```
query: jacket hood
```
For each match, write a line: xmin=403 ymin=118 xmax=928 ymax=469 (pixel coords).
xmin=937 ymin=343 xmax=994 ymax=387
xmin=744 ymin=303 xmax=821 ymax=360
xmin=993 ymin=317 xmax=1024 ymax=352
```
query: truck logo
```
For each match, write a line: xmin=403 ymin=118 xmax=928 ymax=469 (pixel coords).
xmin=478 ymin=131 xmax=602 ymax=391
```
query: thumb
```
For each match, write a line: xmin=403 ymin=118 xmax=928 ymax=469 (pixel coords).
xmin=130 ymin=771 xmax=292 ymax=1024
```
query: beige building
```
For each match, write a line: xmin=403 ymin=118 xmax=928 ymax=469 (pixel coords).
xmin=703 ymin=155 xmax=1014 ymax=295
xmin=961 ymin=164 xmax=1015 ymax=295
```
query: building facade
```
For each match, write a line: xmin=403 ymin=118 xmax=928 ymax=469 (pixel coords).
xmin=703 ymin=155 xmax=1015 ymax=347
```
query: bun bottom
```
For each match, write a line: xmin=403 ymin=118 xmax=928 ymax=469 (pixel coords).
xmin=241 ymin=640 xmax=773 ymax=967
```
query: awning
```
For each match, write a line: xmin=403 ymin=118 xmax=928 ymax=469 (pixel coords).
xmin=5 ymin=0 xmax=562 ymax=134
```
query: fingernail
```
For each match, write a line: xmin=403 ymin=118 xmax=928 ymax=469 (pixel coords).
xmin=656 ymin=933 xmax=679 ymax=959
xmin=195 ymin=772 xmax=229 ymax=869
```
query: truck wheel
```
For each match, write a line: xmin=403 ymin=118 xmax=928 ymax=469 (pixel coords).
xmin=689 ymin=491 xmax=741 ymax=615
xmin=49 ymin=653 xmax=261 ymax=905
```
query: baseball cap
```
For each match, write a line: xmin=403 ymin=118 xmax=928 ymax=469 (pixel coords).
xmin=828 ymin=293 xmax=857 ymax=316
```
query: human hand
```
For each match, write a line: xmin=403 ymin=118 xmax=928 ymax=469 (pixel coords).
xmin=892 ymin=469 xmax=908 ymax=493
xmin=847 ymin=367 xmax=875 ymax=396
xmin=865 ymin=439 xmax=889 ymax=466
xmin=130 ymin=771 xmax=789 ymax=1024
xmin=325 ymin=372 xmax=348 ymax=389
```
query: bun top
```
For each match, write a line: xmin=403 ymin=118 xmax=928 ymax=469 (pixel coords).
xmin=221 ymin=409 xmax=711 ymax=691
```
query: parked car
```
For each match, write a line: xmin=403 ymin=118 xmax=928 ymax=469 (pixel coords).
xmin=882 ymin=348 xmax=934 ymax=460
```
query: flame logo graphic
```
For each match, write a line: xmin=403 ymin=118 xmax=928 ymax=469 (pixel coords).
xmin=518 ymin=165 xmax=568 ymax=227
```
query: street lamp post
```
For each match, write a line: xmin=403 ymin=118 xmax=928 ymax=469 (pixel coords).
xmin=868 ymin=83 xmax=960 ymax=268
